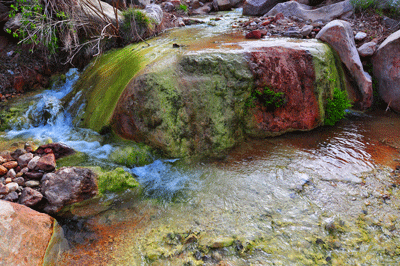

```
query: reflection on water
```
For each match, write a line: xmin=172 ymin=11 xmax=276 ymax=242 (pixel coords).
xmin=56 ymin=110 xmax=400 ymax=265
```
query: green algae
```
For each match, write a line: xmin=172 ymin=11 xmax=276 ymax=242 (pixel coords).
xmin=66 ymin=45 xmax=143 ymax=132
xmin=113 ymin=52 xmax=254 ymax=158
xmin=109 ymin=144 xmax=154 ymax=167
xmin=56 ymin=151 xmax=89 ymax=167
xmin=43 ymin=220 xmax=69 ymax=266
xmin=311 ymin=43 xmax=348 ymax=123
xmin=94 ymin=167 xmax=141 ymax=194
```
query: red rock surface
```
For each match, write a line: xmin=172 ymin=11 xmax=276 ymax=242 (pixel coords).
xmin=246 ymin=30 xmax=262 ymax=39
xmin=36 ymin=153 xmax=56 ymax=172
xmin=2 ymin=161 xmax=18 ymax=169
xmin=0 ymin=200 xmax=55 ymax=266
xmin=247 ymin=47 xmax=321 ymax=135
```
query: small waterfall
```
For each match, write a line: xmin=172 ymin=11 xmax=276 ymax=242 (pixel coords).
xmin=4 ymin=69 xmax=202 ymax=201
xmin=5 ymin=68 xmax=113 ymax=159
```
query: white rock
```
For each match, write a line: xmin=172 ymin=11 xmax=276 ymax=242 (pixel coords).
xmin=300 ymin=25 xmax=313 ymax=36
xmin=355 ymin=32 xmax=367 ymax=41
xmin=27 ymin=156 xmax=40 ymax=170
xmin=25 ymin=180 xmax=40 ymax=187
xmin=6 ymin=182 xmax=18 ymax=192
xmin=7 ymin=169 xmax=16 ymax=179
xmin=357 ymin=41 xmax=377 ymax=57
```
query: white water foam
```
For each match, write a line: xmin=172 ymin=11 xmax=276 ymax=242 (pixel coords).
xmin=5 ymin=68 xmax=113 ymax=159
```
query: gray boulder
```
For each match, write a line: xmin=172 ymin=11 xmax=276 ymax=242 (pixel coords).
xmin=377 ymin=0 xmax=400 ymax=11
xmin=316 ymin=20 xmax=373 ymax=109
xmin=357 ymin=41 xmax=377 ymax=57
xmin=266 ymin=0 xmax=353 ymax=22
xmin=75 ymin=0 xmax=123 ymax=25
xmin=243 ymin=0 xmax=285 ymax=16
xmin=213 ymin=0 xmax=232 ymax=11
xmin=41 ymin=167 xmax=98 ymax=215
xmin=373 ymin=30 xmax=400 ymax=112
xmin=145 ymin=4 xmax=163 ymax=25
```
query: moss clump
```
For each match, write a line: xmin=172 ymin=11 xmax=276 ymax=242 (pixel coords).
xmin=247 ymin=87 xmax=286 ymax=111
xmin=324 ymin=87 xmax=352 ymax=126
xmin=56 ymin=152 xmax=89 ymax=168
xmin=178 ymin=4 xmax=188 ymax=12
xmin=96 ymin=167 xmax=140 ymax=194
xmin=109 ymin=144 xmax=154 ymax=167
xmin=121 ymin=9 xmax=153 ymax=41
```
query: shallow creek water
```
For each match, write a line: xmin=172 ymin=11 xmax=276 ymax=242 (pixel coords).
xmin=52 ymin=110 xmax=400 ymax=266
xmin=2 ymin=9 xmax=400 ymax=266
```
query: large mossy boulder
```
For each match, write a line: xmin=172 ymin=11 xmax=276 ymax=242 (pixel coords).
xmin=110 ymin=39 xmax=345 ymax=158
xmin=74 ymin=35 xmax=346 ymax=158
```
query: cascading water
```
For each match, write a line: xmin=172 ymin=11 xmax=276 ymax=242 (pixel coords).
xmin=3 ymin=68 xmax=200 ymax=199
xmin=5 ymin=68 xmax=114 ymax=159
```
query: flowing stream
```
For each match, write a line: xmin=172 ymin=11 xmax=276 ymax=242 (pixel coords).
xmin=2 ymin=9 xmax=400 ymax=265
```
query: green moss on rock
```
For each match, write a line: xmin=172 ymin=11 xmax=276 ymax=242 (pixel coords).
xmin=95 ymin=167 xmax=141 ymax=194
xmin=65 ymin=46 xmax=143 ymax=132
xmin=109 ymin=144 xmax=154 ymax=167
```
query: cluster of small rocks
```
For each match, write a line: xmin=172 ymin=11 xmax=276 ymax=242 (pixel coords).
xmin=0 ymin=143 xmax=75 ymax=208
xmin=241 ymin=12 xmax=323 ymax=39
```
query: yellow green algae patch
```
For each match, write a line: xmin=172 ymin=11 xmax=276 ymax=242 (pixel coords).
xmin=67 ymin=45 xmax=143 ymax=132
xmin=311 ymin=43 xmax=347 ymax=123
xmin=43 ymin=220 xmax=69 ymax=266
xmin=95 ymin=167 xmax=141 ymax=195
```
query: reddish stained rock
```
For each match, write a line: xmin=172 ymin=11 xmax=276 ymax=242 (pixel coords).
xmin=0 ymin=183 xmax=9 ymax=194
xmin=24 ymin=171 xmax=44 ymax=180
xmin=246 ymin=30 xmax=262 ymax=39
xmin=14 ymin=76 xmax=25 ymax=93
xmin=247 ymin=47 xmax=321 ymax=136
xmin=0 ymin=165 xmax=8 ymax=176
xmin=36 ymin=143 xmax=75 ymax=159
xmin=36 ymin=153 xmax=56 ymax=172
xmin=0 ymin=200 xmax=55 ymax=266
xmin=2 ymin=161 xmax=18 ymax=169
xmin=41 ymin=167 xmax=98 ymax=215
xmin=274 ymin=12 xmax=284 ymax=21
xmin=19 ymin=187 xmax=43 ymax=207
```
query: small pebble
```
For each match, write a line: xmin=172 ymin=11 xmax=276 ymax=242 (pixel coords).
xmin=25 ymin=180 xmax=40 ymax=187
xmin=13 ymin=176 xmax=25 ymax=186
xmin=6 ymin=182 xmax=19 ymax=192
xmin=355 ymin=32 xmax=367 ymax=41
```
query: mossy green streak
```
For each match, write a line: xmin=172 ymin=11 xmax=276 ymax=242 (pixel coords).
xmin=69 ymin=46 xmax=143 ymax=132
